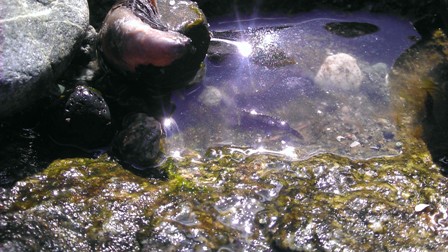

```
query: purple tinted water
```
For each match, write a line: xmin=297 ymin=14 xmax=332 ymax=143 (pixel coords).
xmin=165 ymin=10 xmax=420 ymax=160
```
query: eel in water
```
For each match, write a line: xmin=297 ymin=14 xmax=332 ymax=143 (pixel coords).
xmin=237 ymin=109 xmax=304 ymax=140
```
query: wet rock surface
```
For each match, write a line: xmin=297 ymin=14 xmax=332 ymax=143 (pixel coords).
xmin=1 ymin=135 xmax=447 ymax=251
xmin=112 ymin=113 xmax=164 ymax=169
xmin=389 ymin=30 xmax=448 ymax=173
xmin=0 ymin=0 xmax=89 ymax=118
xmin=48 ymin=85 xmax=113 ymax=149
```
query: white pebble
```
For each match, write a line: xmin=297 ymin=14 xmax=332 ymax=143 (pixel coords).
xmin=336 ymin=136 xmax=345 ymax=142
xmin=350 ymin=141 xmax=361 ymax=148
xmin=414 ymin=204 xmax=430 ymax=212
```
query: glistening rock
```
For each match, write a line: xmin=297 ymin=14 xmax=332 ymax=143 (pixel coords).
xmin=112 ymin=113 xmax=164 ymax=169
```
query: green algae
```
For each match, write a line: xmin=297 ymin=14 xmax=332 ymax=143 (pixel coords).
xmin=1 ymin=129 xmax=448 ymax=250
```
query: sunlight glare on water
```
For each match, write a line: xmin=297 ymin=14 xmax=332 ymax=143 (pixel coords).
xmin=166 ymin=10 xmax=420 ymax=160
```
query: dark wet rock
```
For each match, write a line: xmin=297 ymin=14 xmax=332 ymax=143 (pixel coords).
xmin=56 ymin=25 xmax=104 ymax=89
xmin=112 ymin=113 xmax=164 ymax=169
xmin=87 ymin=0 xmax=116 ymax=29
xmin=49 ymin=85 xmax=113 ymax=149
xmin=0 ymin=0 xmax=89 ymax=118
xmin=97 ymin=0 xmax=210 ymax=91
xmin=325 ymin=22 xmax=380 ymax=38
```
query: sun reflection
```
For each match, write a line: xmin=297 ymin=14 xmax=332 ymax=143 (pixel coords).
xmin=236 ymin=41 xmax=253 ymax=57
xmin=163 ymin=117 xmax=174 ymax=128
xmin=162 ymin=117 xmax=181 ymax=137
xmin=210 ymin=38 xmax=253 ymax=57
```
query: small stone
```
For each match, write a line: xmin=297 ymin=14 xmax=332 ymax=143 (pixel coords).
xmin=112 ymin=113 xmax=164 ymax=169
xmin=368 ymin=221 xmax=386 ymax=234
xmin=336 ymin=136 xmax=345 ymax=142
xmin=198 ymin=86 xmax=223 ymax=107
xmin=350 ymin=141 xmax=361 ymax=148
xmin=415 ymin=204 xmax=430 ymax=212
xmin=382 ymin=131 xmax=395 ymax=140
xmin=49 ymin=85 xmax=113 ymax=149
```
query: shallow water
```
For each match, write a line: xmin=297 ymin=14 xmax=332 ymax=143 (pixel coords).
xmin=164 ymin=10 xmax=420 ymax=160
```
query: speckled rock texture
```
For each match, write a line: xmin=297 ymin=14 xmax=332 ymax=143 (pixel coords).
xmin=0 ymin=0 xmax=89 ymax=118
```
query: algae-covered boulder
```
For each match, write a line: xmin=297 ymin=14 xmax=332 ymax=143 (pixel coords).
xmin=1 ymin=135 xmax=448 ymax=251
xmin=388 ymin=30 xmax=448 ymax=170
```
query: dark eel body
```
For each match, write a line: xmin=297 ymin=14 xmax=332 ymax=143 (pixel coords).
xmin=237 ymin=109 xmax=304 ymax=140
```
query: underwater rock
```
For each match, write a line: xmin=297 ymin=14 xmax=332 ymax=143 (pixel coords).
xmin=198 ymin=86 xmax=223 ymax=107
xmin=361 ymin=62 xmax=389 ymax=102
xmin=112 ymin=113 xmax=164 ymax=169
xmin=325 ymin=22 xmax=380 ymax=38
xmin=98 ymin=0 xmax=210 ymax=90
xmin=314 ymin=53 xmax=363 ymax=92
xmin=49 ymin=85 xmax=113 ymax=149
xmin=0 ymin=0 xmax=90 ymax=118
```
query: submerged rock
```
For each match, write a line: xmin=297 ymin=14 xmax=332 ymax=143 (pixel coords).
xmin=0 ymin=0 xmax=89 ymax=118
xmin=325 ymin=22 xmax=380 ymax=38
xmin=361 ymin=62 xmax=389 ymax=102
xmin=314 ymin=53 xmax=363 ymax=91
xmin=98 ymin=0 xmax=210 ymax=90
xmin=112 ymin=113 xmax=164 ymax=169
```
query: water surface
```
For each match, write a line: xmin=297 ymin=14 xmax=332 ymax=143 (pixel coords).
xmin=164 ymin=10 xmax=420 ymax=160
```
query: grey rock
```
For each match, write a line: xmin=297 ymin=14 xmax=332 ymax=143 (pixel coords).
xmin=112 ymin=113 xmax=165 ymax=169
xmin=0 ymin=0 xmax=89 ymax=117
